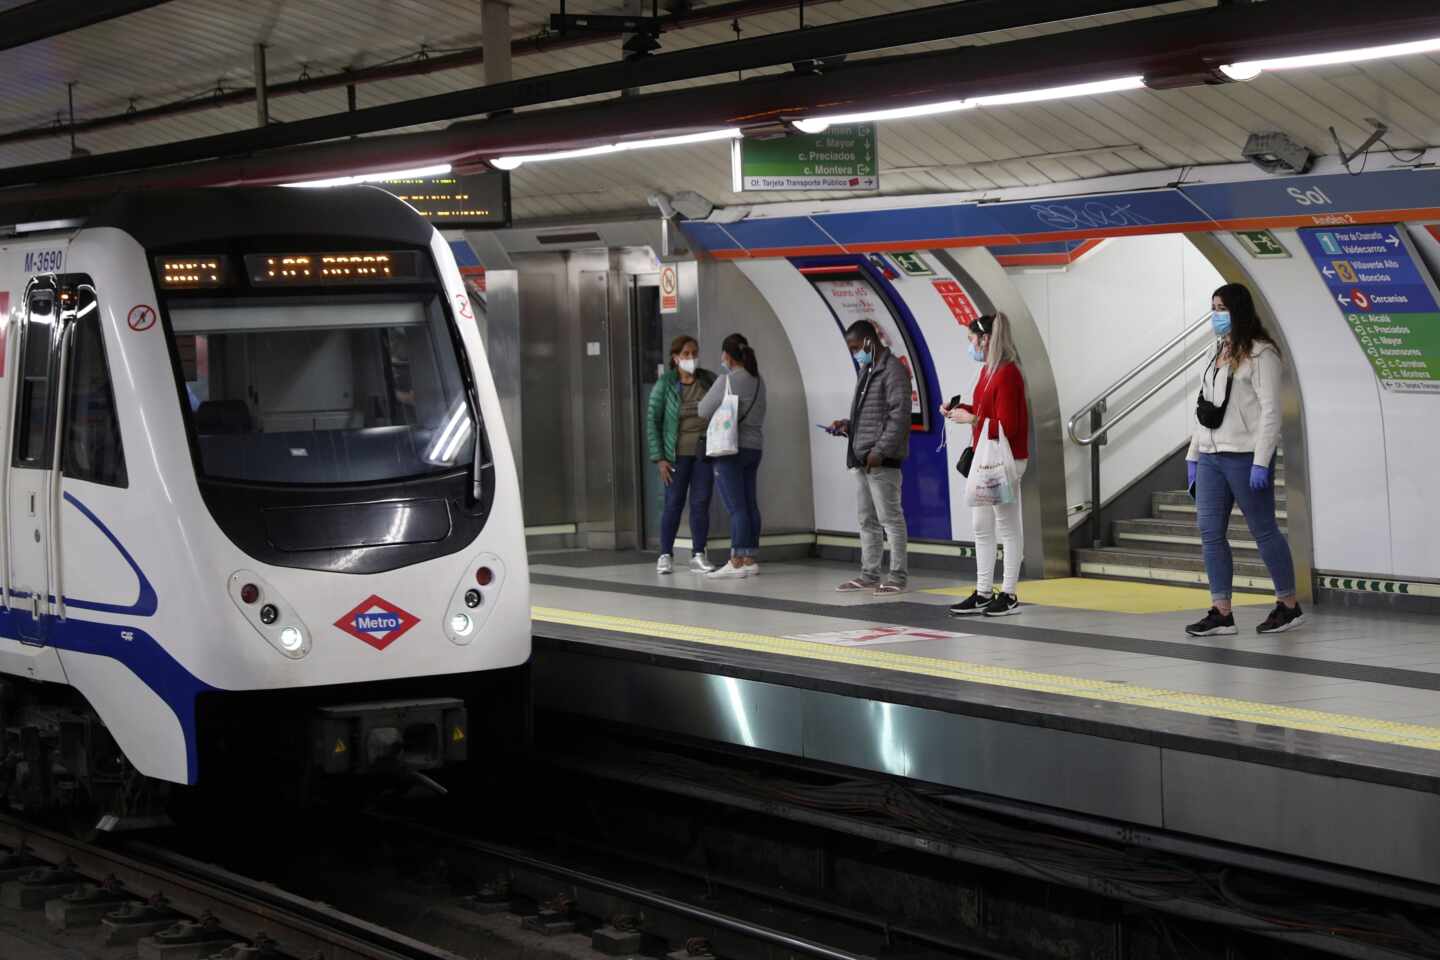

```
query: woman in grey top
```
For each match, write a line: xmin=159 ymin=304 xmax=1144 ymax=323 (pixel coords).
xmin=698 ymin=332 xmax=767 ymax=580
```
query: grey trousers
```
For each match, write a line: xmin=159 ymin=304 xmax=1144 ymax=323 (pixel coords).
xmin=853 ymin=466 xmax=908 ymax=584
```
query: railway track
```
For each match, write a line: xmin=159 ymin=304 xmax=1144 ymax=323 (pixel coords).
xmin=0 ymin=811 xmax=465 ymax=960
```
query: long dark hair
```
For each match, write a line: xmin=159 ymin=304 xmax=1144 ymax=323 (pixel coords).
xmin=1214 ymin=282 xmax=1280 ymax=364
xmin=722 ymin=332 xmax=758 ymax=377
xmin=668 ymin=334 xmax=698 ymax=371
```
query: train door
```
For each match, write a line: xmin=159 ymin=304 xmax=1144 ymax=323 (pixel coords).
xmin=7 ymin=278 xmax=63 ymax=642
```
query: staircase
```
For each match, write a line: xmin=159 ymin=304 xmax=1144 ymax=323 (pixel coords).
xmin=1075 ymin=451 xmax=1284 ymax=593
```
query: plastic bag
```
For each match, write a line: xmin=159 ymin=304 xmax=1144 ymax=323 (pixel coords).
xmin=705 ymin=376 xmax=741 ymax=458
xmin=965 ymin=419 xmax=1019 ymax=506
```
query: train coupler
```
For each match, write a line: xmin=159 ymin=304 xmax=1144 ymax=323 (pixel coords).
xmin=310 ymin=697 xmax=467 ymax=775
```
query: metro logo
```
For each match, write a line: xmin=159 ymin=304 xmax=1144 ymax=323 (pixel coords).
xmin=334 ymin=595 xmax=419 ymax=650
xmin=356 ymin=613 xmax=402 ymax=632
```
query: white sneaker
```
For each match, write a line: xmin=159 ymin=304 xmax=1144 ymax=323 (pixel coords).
xmin=656 ymin=554 xmax=673 ymax=575
xmin=689 ymin=554 xmax=717 ymax=574
xmin=706 ymin=562 xmax=749 ymax=580
xmin=744 ymin=562 xmax=760 ymax=578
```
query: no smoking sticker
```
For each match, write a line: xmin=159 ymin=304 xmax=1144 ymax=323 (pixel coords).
xmin=127 ymin=304 xmax=156 ymax=332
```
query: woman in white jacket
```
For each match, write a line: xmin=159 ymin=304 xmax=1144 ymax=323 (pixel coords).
xmin=1185 ymin=283 xmax=1304 ymax=637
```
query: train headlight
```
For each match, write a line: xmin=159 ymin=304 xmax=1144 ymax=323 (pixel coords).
xmin=445 ymin=554 xmax=505 ymax=645
xmin=279 ymin=627 xmax=304 ymax=652
xmin=228 ymin=570 xmax=312 ymax=660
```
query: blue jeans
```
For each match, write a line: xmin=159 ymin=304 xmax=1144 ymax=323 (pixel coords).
xmin=714 ymin=448 xmax=763 ymax=557
xmin=1196 ymin=452 xmax=1296 ymax=602
xmin=659 ymin=455 xmax=713 ymax=556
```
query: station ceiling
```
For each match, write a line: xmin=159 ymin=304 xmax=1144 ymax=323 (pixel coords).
xmin=1 ymin=0 xmax=1438 ymax=224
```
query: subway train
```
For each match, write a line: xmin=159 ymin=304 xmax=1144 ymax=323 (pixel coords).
xmin=0 ymin=187 xmax=529 ymax=823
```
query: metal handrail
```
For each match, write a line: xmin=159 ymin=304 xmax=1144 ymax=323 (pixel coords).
xmin=1067 ymin=311 xmax=1215 ymax=446
xmin=1067 ymin=309 xmax=1216 ymax=548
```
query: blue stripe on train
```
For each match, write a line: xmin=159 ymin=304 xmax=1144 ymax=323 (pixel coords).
xmin=1 ymin=492 xmax=209 ymax=783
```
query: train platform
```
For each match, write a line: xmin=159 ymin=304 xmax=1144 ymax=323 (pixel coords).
xmin=528 ymin=552 xmax=1440 ymax=890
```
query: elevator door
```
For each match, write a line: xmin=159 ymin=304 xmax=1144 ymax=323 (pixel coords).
xmin=632 ymin=276 xmax=701 ymax=549
xmin=578 ymin=270 xmax=616 ymax=544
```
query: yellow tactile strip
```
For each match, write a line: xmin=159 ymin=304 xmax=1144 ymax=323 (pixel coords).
xmin=533 ymin=606 xmax=1440 ymax=752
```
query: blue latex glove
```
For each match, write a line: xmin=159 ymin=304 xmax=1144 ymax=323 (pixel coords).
xmin=1249 ymin=464 xmax=1270 ymax=490
xmin=1186 ymin=460 xmax=1197 ymax=489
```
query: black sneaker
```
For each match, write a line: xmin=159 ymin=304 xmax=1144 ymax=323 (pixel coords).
xmin=983 ymin=592 xmax=1021 ymax=617
xmin=1186 ymin=607 xmax=1237 ymax=637
xmin=948 ymin=590 xmax=991 ymax=616
xmin=1257 ymin=602 xmax=1306 ymax=635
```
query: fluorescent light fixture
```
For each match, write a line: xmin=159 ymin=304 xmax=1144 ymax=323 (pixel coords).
xmin=283 ymin=163 xmax=453 ymax=188
xmin=795 ymin=75 xmax=1145 ymax=133
xmin=490 ymin=128 xmax=741 ymax=170
xmin=969 ymin=75 xmax=1145 ymax=106
xmin=794 ymin=99 xmax=972 ymax=134
xmin=1221 ymin=36 xmax=1440 ymax=81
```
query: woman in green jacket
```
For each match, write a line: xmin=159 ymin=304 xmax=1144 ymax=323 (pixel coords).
xmin=648 ymin=335 xmax=718 ymax=574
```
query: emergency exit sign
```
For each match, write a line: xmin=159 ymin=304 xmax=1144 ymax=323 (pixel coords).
xmin=1233 ymin=229 xmax=1290 ymax=259
xmin=733 ymin=124 xmax=878 ymax=192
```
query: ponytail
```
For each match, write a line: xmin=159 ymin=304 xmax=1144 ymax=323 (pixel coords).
xmin=974 ymin=311 xmax=1019 ymax=374
xmin=722 ymin=332 xmax=759 ymax=378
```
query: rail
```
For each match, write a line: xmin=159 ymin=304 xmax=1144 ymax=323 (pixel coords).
xmin=0 ymin=812 xmax=460 ymax=960
xmin=1066 ymin=310 xmax=1215 ymax=547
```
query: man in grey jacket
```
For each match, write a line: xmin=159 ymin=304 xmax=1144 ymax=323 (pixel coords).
xmin=828 ymin=320 xmax=912 ymax=595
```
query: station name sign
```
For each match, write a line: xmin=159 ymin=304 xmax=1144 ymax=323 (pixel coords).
xmin=382 ymin=171 xmax=511 ymax=228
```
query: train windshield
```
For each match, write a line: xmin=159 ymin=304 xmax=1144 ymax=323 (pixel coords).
xmin=168 ymin=295 xmax=474 ymax=485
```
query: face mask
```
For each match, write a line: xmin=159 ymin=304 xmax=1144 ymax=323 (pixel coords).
xmin=677 ymin=358 xmax=697 ymax=374
xmin=969 ymin=343 xmax=986 ymax=363
xmin=1211 ymin=310 xmax=1232 ymax=337
xmin=719 ymin=354 xmax=730 ymax=370
xmin=853 ymin=349 xmax=873 ymax=366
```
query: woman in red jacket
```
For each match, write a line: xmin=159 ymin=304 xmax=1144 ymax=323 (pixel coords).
xmin=943 ymin=312 xmax=1029 ymax=617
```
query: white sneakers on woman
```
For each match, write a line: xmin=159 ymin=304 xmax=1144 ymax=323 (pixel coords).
xmin=707 ymin=561 xmax=759 ymax=580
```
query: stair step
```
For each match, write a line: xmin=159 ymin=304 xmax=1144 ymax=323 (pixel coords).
xmin=1075 ymin=547 xmax=1274 ymax=591
xmin=1152 ymin=489 xmax=1288 ymax=520
xmin=1114 ymin=518 xmax=1283 ymax=557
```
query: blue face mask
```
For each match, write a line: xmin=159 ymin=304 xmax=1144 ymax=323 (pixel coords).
xmin=1211 ymin=310 xmax=1232 ymax=337
xmin=969 ymin=343 xmax=986 ymax=363
xmin=853 ymin=349 xmax=873 ymax=366
xmin=719 ymin=354 xmax=730 ymax=370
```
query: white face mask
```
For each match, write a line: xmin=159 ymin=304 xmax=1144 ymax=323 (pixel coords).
xmin=677 ymin=357 xmax=697 ymax=374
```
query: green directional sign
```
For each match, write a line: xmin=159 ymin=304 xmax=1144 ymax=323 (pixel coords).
xmin=733 ymin=123 xmax=878 ymax=192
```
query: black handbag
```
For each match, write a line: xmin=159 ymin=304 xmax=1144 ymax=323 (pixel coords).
xmin=948 ymin=394 xmax=974 ymax=476
xmin=1195 ymin=350 xmax=1233 ymax=429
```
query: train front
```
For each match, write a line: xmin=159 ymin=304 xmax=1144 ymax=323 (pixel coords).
xmin=100 ymin=186 xmax=530 ymax=792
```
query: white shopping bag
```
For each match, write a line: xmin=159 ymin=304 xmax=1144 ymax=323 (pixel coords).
xmin=705 ymin=376 xmax=741 ymax=458
xmin=965 ymin=419 xmax=1019 ymax=506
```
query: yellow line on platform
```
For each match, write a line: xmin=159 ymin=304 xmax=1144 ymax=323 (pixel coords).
xmin=533 ymin=606 xmax=1440 ymax=752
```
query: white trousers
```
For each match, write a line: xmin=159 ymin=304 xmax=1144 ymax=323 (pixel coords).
xmin=972 ymin=459 xmax=1028 ymax=595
